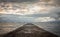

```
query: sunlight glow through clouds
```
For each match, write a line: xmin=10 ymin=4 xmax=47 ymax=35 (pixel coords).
xmin=0 ymin=2 xmax=55 ymax=15
xmin=34 ymin=17 xmax=56 ymax=22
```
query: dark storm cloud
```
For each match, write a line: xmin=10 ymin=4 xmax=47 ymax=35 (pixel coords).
xmin=0 ymin=0 xmax=40 ymax=3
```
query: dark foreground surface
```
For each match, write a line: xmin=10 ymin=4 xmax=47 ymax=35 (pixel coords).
xmin=3 ymin=23 xmax=58 ymax=37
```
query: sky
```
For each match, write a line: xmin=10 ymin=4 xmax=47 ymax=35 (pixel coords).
xmin=0 ymin=0 xmax=60 ymax=22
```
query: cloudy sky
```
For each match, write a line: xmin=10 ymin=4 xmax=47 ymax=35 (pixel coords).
xmin=0 ymin=0 xmax=60 ymax=22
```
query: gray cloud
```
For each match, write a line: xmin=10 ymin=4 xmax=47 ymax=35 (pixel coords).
xmin=52 ymin=0 xmax=60 ymax=6
xmin=0 ymin=0 xmax=40 ymax=3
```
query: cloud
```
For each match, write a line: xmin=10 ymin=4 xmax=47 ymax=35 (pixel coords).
xmin=0 ymin=0 xmax=60 ymax=22
xmin=0 ymin=0 xmax=40 ymax=3
xmin=34 ymin=17 xmax=56 ymax=22
xmin=0 ymin=14 xmax=56 ymax=23
xmin=52 ymin=0 xmax=60 ymax=6
xmin=49 ymin=7 xmax=60 ymax=17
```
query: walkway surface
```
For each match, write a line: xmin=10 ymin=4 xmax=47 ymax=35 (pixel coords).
xmin=4 ymin=23 xmax=58 ymax=37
